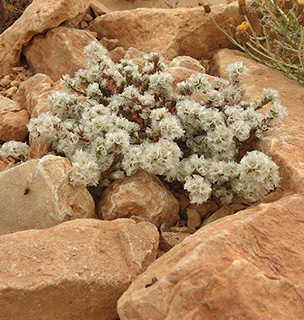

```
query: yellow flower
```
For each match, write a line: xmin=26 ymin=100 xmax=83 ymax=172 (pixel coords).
xmin=236 ymin=21 xmax=250 ymax=35
xmin=298 ymin=0 xmax=304 ymax=6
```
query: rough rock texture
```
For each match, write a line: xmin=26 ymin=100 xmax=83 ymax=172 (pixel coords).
xmin=89 ymin=3 xmax=242 ymax=59
xmin=0 ymin=95 xmax=29 ymax=141
xmin=99 ymin=170 xmax=179 ymax=227
xmin=0 ymin=155 xmax=95 ymax=235
xmin=169 ymin=56 xmax=205 ymax=73
xmin=0 ymin=218 xmax=159 ymax=320
xmin=14 ymin=74 xmax=57 ymax=158
xmin=24 ymin=27 xmax=97 ymax=81
xmin=0 ymin=0 xmax=91 ymax=77
xmin=118 ymin=195 xmax=304 ymax=320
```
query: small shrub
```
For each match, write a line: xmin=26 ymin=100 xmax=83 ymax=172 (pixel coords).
xmin=1 ymin=42 xmax=287 ymax=205
xmin=207 ymin=0 xmax=304 ymax=85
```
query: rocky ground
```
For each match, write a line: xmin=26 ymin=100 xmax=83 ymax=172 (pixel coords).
xmin=0 ymin=0 xmax=304 ymax=319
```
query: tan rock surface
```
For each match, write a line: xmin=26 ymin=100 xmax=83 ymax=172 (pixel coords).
xmin=0 ymin=0 xmax=91 ymax=77
xmin=89 ymin=3 xmax=242 ymax=59
xmin=24 ymin=27 xmax=97 ymax=81
xmin=169 ymin=55 xmax=205 ymax=73
xmin=0 ymin=155 xmax=95 ymax=235
xmin=98 ymin=170 xmax=179 ymax=227
xmin=0 ymin=218 xmax=159 ymax=320
xmin=118 ymin=195 xmax=304 ymax=320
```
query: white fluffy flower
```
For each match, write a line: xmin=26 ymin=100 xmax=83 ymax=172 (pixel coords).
xmin=226 ymin=61 xmax=248 ymax=79
xmin=27 ymin=113 xmax=60 ymax=142
xmin=70 ymin=150 xmax=100 ymax=186
xmin=184 ymin=175 xmax=212 ymax=204
xmin=0 ymin=141 xmax=29 ymax=161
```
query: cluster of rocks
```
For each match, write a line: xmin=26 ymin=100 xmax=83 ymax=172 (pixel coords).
xmin=0 ymin=0 xmax=304 ymax=319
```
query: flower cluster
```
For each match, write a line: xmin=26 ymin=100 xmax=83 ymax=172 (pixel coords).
xmin=1 ymin=41 xmax=287 ymax=204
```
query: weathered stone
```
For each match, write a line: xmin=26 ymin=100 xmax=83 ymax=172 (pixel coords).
xmin=109 ymin=47 xmax=126 ymax=63
xmin=202 ymin=204 xmax=234 ymax=226
xmin=0 ymin=218 xmax=159 ymax=320
xmin=89 ymin=3 xmax=242 ymax=60
xmin=0 ymin=0 xmax=91 ymax=76
xmin=0 ymin=155 xmax=95 ymax=235
xmin=169 ymin=56 xmax=205 ymax=73
xmin=24 ymin=27 xmax=97 ymax=81
xmin=0 ymin=109 xmax=29 ymax=142
xmin=98 ymin=170 xmax=179 ymax=227
xmin=118 ymin=195 xmax=304 ymax=320
xmin=160 ymin=231 xmax=190 ymax=252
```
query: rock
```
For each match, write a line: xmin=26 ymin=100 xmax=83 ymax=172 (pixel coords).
xmin=0 ymin=0 xmax=91 ymax=77
xmin=0 ymin=109 xmax=29 ymax=142
xmin=0 ymin=155 xmax=95 ymax=235
xmin=0 ymin=94 xmax=21 ymax=114
xmin=109 ymin=47 xmax=126 ymax=63
xmin=202 ymin=204 xmax=234 ymax=226
xmin=169 ymin=56 xmax=206 ymax=73
xmin=186 ymin=207 xmax=202 ymax=230
xmin=23 ymin=27 xmax=97 ymax=81
xmin=160 ymin=231 xmax=190 ymax=252
xmin=100 ymin=37 xmax=121 ymax=51
xmin=89 ymin=3 xmax=242 ymax=60
xmin=0 ymin=218 xmax=159 ymax=320
xmin=118 ymin=195 xmax=304 ymax=320
xmin=98 ymin=170 xmax=179 ymax=227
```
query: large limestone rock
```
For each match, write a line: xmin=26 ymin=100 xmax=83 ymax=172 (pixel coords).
xmin=24 ymin=27 xmax=97 ymax=81
xmin=0 ymin=95 xmax=29 ymax=141
xmin=118 ymin=195 xmax=304 ymax=320
xmin=0 ymin=218 xmax=159 ymax=320
xmin=0 ymin=0 xmax=91 ymax=77
xmin=89 ymin=3 xmax=242 ymax=59
xmin=98 ymin=170 xmax=179 ymax=227
xmin=0 ymin=155 xmax=95 ymax=235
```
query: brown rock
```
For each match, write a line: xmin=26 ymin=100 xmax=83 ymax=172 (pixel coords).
xmin=89 ymin=3 xmax=242 ymax=60
xmin=118 ymin=195 xmax=304 ymax=320
xmin=169 ymin=55 xmax=206 ymax=73
xmin=202 ymin=204 xmax=234 ymax=226
xmin=160 ymin=231 xmax=190 ymax=252
xmin=24 ymin=27 xmax=97 ymax=81
xmin=109 ymin=47 xmax=126 ymax=63
xmin=0 ymin=155 xmax=95 ymax=235
xmin=0 ymin=218 xmax=159 ymax=320
xmin=99 ymin=170 xmax=179 ymax=227
xmin=186 ymin=207 xmax=202 ymax=230
xmin=0 ymin=109 xmax=29 ymax=141
xmin=0 ymin=0 xmax=91 ymax=77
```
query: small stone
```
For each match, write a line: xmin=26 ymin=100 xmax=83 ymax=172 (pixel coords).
xmin=4 ymin=86 xmax=17 ymax=98
xmin=80 ymin=20 xmax=89 ymax=29
xmin=0 ymin=75 xmax=11 ymax=87
xmin=83 ymin=13 xmax=94 ymax=22
xmin=11 ymin=66 xmax=25 ymax=73
xmin=186 ymin=208 xmax=202 ymax=230
xmin=10 ymin=80 xmax=20 ymax=87
xmin=202 ymin=205 xmax=234 ymax=227
xmin=160 ymin=232 xmax=190 ymax=252
xmin=109 ymin=47 xmax=126 ymax=63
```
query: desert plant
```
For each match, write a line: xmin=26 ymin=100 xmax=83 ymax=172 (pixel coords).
xmin=207 ymin=0 xmax=304 ymax=85
xmin=0 ymin=42 xmax=287 ymax=205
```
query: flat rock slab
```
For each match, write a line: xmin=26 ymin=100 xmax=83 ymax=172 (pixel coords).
xmin=0 ymin=218 xmax=159 ymax=320
xmin=0 ymin=155 xmax=95 ymax=235
xmin=89 ymin=3 xmax=242 ymax=59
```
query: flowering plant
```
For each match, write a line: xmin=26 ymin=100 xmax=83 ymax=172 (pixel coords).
xmin=0 ymin=42 xmax=287 ymax=204
xmin=207 ymin=0 xmax=304 ymax=85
